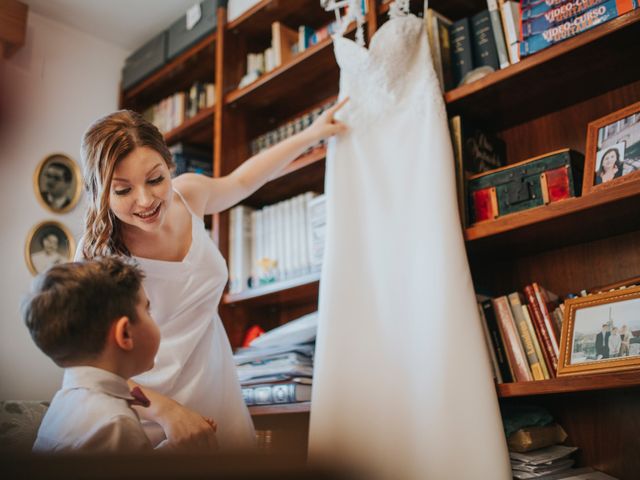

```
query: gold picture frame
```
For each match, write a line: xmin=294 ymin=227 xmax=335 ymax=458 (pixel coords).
xmin=583 ymin=101 xmax=640 ymax=195
xmin=33 ymin=153 xmax=82 ymax=214
xmin=25 ymin=221 xmax=76 ymax=275
xmin=557 ymin=286 xmax=640 ymax=376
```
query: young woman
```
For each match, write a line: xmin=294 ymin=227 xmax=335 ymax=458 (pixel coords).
xmin=77 ymin=101 xmax=347 ymax=450
xmin=595 ymin=147 xmax=623 ymax=185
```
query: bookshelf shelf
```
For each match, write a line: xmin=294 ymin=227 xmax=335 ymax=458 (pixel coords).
xmin=222 ymin=271 xmax=320 ymax=307
xmin=498 ymin=370 xmax=640 ymax=398
xmin=122 ymin=33 xmax=216 ymax=109
xmin=445 ymin=9 xmax=640 ymax=129
xmin=224 ymin=35 xmax=339 ymax=111
xmin=464 ymin=176 xmax=640 ymax=256
xmin=248 ymin=401 xmax=311 ymax=416
xmin=164 ymin=106 xmax=215 ymax=146
xmin=243 ymin=147 xmax=326 ymax=207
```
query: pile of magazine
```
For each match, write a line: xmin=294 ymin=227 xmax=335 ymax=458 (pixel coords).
xmin=233 ymin=312 xmax=317 ymax=406
xmin=511 ymin=445 xmax=578 ymax=479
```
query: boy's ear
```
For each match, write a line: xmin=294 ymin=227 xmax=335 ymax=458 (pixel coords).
xmin=113 ymin=316 xmax=134 ymax=351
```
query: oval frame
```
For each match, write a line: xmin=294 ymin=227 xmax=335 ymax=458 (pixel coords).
xmin=33 ymin=153 xmax=82 ymax=214
xmin=25 ymin=220 xmax=76 ymax=276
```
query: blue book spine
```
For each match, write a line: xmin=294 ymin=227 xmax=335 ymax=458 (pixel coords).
xmin=522 ymin=0 xmax=611 ymax=36
xmin=522 ymin=0 xmax=578 ymax=19
xmin=520 ymin=0 xmax=636 ymax=56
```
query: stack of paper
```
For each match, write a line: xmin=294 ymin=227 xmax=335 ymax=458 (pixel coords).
xmin=511 ymin=445 xmax=578 ymax=479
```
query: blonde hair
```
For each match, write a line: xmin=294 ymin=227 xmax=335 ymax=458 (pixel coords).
xmin=80 ymin=110 xmax=174 ymax=258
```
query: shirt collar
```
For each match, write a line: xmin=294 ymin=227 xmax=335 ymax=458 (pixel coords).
xmin=62 ymin=366 xmax=135 ymax=402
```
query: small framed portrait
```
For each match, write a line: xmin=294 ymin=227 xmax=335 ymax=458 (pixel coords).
xmin=25 ymin=221 xmax=75 ymax=275
xmin=557 ymin=286 xmax=640 ymax=376
xmin=583 ymin=101 xmax=640 ymax=195
xmin=33 ymin=153 xmax=82 ymax=213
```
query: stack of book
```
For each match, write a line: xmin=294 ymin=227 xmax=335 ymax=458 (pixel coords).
xmin=520 ymin=0 xmax=638 ymax=58
xmin=249 ymin=99 xmax=336 ymax=156
xmin=234 ymin=312 xmax=317 ymax=406
xmin=427 ymin=1 xmax=521 ymax=90
xmin=228 ymin=193 xmax=326 ymax=294
xmin=477 ymin=283 xmax=566 ymax=383
xmin=142 ymin=81 xmax=215 ymax=134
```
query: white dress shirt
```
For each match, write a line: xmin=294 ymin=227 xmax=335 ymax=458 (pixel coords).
xmin=33 ymin=366 xmax=152 ymax=454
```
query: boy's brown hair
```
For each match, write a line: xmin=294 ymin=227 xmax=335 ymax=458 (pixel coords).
xmin=23 ymin=257 xmax=145 ymax=366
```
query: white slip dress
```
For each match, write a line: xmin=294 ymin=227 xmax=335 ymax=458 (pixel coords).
xmin=132 ymin=189 xmax=255 ymax=450
xmin=308 ymin=14 xmax=511 ymax=480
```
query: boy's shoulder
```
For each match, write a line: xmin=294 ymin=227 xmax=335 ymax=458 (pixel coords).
xmin=33 ymin=367 xmax=150 ymax=454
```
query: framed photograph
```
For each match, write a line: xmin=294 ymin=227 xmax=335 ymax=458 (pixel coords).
xmin=557 ymin=286 xmax=640 ymax=376
xmin=25 ymin=221 xmax=75 ymax=275
xmin=33 ymin=153 xmax=82 ymax=213
xmin=583 ymin=101 xmax=640 ymax=195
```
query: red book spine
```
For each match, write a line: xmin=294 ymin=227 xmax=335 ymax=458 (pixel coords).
xmin=533 ymin=282 xmax=560 ymax=354
xmin=492 ymin=296 xmax=533 ymax=382
xmin=524 ymin=285 xmax=558 ymax=376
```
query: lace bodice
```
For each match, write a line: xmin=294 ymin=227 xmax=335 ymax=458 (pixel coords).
xmin=332 ymin=14 xmax=442 ymax=124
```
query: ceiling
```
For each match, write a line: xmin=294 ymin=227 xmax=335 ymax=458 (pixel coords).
xmin=23 ymin=0 xmax=199 ymax=51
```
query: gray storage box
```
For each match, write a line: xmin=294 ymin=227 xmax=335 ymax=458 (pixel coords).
xmin=167 ymin=1 xmax=220 ymax=59
xmin=122 ymin=32 xmax=167 ymax=90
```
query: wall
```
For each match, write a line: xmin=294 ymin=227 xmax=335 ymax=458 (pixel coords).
xmin=0 ymin=12 xmax=129 ymax=400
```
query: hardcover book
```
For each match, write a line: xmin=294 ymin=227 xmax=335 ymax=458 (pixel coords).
xmin=487 ymin=0 xmax=511 ymax=68
xmin=471 ymin=9 xmax=501 ymax=71
xmin=449 ymin=17 xmax=473 ymax=87
xmin=242 ymin=382 xmax=312 ymax=406
xmin=492 ymin=296 xmax=534 ymax=382
xmin=481 ymin=299 xmax=514 ymax=382
xmin=509 ymin=292 xmax=546 ymax=381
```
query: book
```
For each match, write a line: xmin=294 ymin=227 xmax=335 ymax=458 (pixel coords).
xmin=478 ymin=302 xmax=504 ymax=383
xmin=471 ymin=9 xmax=501 ymax=71
xmin=493 ymin=296 xmax=534 ymax=382
xmin=509 ymin=292 xmax=546 ymax=381
xmin=242 ymin=382 xmax=312 ymax=406
xmin=449 ymin=17 xmax=474 ymax=87
xmin=449 ymin=115 xmax=468 ymax=226
xmin=425 ymin=8 xmax=454 ymax=91
xmin=228 ymin=205 xmax=254 ymax=294
xmin=480 ymin=299 xmax=514 ymax=382
xmin=524 ymin=284 xmax=559 ymax=375
xmin=533 ymin=282 xmax=561 ymax=349
xmin=521 ymin=303 xmax=551 ymax=379
xmin=487 ymin=0 xmax=511 ymax=68
xmin=500 ymin=0 xmax=522 ymax=64
xmin=307 ymin=194 xmax=326 ymax=268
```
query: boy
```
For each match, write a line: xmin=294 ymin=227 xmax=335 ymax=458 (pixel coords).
xmin=24 ymin=257 xmax=160 ymax=453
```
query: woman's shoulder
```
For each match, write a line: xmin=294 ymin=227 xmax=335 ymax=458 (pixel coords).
xmin=172 ymin=174 xmax=209 ymax=217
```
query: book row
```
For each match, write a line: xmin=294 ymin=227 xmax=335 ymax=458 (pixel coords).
xmin=228 ymin=193 xmax=326 ymax=294
xmin=142 ymin=81 xmax=215 ymax=135
xmin=478 ymin=283 xmax=565 ymax=383
xmin=249 ymin=99 xmax=336 ymax=156
xmin=237 ymin=2 xmax=367 ymax=89
xmin=429 ymin=1 xmax=637 ymax=91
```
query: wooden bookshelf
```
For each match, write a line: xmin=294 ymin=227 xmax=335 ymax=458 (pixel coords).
xmin=164 ymin=106 xmax=215 ymax=146
xmin=465 ymin=176 xmax=640 ymax=256
xmin=248 ymin=402 xmax=311 ymax=416
xmin=120 ymin=1 xmax=640 ymax=473
xmin=445 ymin=9 xmax=640 ymax=129
xmin=498 ymin=371 xmax=640 ymax=398
xmin=222 ymin=271 xmax=320 ymax=307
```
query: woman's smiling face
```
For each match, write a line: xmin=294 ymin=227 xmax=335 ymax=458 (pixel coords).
xmin=109 ymin=146 xmax=173 ymax=233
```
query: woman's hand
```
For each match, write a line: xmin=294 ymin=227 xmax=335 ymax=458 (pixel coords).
xmin=157 ymin=401 xmax=218 ymax=452
xmin=303 ymin=97 xmax=350 ymax=144
xmin=129 ymin=382 xmax=218 ymax=452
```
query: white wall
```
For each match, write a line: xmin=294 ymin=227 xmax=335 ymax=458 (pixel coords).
xmin=0 ymin=12 xmax=129 ymax=400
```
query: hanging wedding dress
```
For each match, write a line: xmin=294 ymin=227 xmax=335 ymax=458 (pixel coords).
xmin=309 ymin=9 xmax=511 ymax=480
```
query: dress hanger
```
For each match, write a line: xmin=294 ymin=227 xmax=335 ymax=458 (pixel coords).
xmin=320 ymin=0 xmax=366 ymax=46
